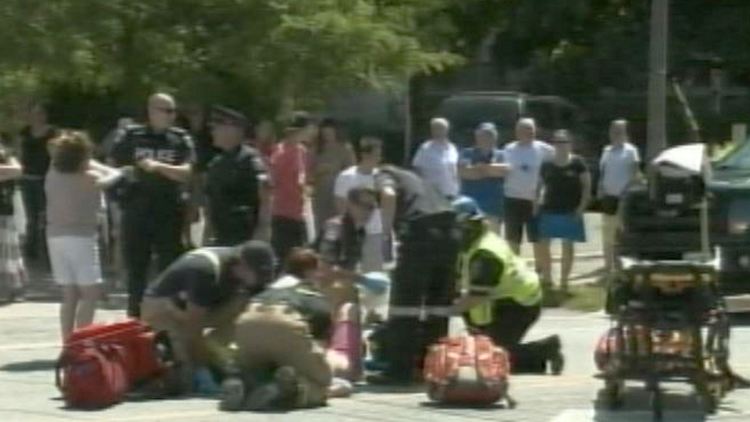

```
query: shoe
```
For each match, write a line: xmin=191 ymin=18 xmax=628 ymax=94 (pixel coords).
xmin=244 ymin=383 xmax=281 ymax=411
xmin=272 ymin=366 xmax=300 ymax=409
xmin=244 ymin=366 xmax=300 ymax=411
xmin=219 ymin=377 xmax=246 ymax=411
xmin=546 ymin=335 xmax=565 ymax=375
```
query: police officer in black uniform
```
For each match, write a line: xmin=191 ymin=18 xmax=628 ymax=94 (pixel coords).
xmin=205 ymin=106 xmax=271 ymax=246
xmin=110 ymin=93 xmax=195 ymax=317
xmin=367 ymin=165 xmax=459 ymax=384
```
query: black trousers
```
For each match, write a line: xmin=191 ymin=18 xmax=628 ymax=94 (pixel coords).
xmin=122 ymin=207 xmax=184 ymax=317
xmin=383 ymin=213 xmax=459 ymax=380
xmin=271 ymin=216 xmax=307 ymax=267
xmin=467 ymin=299 xmax=550 ymax=373
xmin=21 ymin=178 xmax=46 ymax=260
xmin=211 ymin=212 xmax=255 ymax=247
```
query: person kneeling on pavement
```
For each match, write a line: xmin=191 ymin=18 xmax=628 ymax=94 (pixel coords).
xmin=140 ymin=240 xmax=275 ymax=393
xmin=451 ymin=197 xmax=564 ymax=374
xmin=220 ymin=249 xmax=338 ymax=412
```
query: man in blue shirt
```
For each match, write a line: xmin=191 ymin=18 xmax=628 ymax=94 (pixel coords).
xmin=458 ymin=123 xmax=509 ymax=232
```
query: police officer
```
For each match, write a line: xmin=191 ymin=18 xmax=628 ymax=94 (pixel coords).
xmin=366 ymin=164 xmax=459 ymax=385
xmin=110 ymin=93 xmax=195 ymax=317
xmin=205 ymin=106 xmax=271 ymax=246
xmin=451 ymin=197 xmax=564 ymax=374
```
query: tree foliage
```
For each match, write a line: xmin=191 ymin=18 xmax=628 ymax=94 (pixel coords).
xmin=0 ymin=0 xmax=463 ymax=129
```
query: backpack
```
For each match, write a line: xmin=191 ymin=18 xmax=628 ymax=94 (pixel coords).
xmin=56 ymin=342 xmax=129 ymax=409
xmin=62 ymin=319 xmax=172 ymax=386
xmin=423 ymin=334 xmax=515 ymax=408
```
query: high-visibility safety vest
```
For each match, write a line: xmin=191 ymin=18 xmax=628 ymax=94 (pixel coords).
xmin=460 ymin=232 xmax=542 ymax=326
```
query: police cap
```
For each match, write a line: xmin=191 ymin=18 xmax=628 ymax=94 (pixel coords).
xmin=211 ymin=105 xmax=249 ymax=128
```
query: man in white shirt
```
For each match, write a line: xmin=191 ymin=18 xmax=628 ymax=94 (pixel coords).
xmin=503 ymin=118 xmax=555 ymax=256
xmin=412 ymin=117 xmax=460 ymax=199
xmin=598 ymin=119 xmax=641 ymax=273
xmin=333 ymin=136 xmax=385 ymax=271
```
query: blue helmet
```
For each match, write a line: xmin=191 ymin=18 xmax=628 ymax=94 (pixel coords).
xmin=452 ymin=196 xmax=484 ymax=221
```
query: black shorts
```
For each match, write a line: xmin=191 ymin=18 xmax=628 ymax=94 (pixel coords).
xmin=504 ymin=197 xmax=539 ymax=244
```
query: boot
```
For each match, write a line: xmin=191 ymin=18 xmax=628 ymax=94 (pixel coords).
xmin=545 ymin=335 xmax=565 ymax=375
xmin=244 ymin=366 xmax=300 ymax=411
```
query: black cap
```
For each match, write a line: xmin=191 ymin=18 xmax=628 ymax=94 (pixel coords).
xmin=238 ymin=240 xmax=276 ymax=286
xmin=211 ymin=105 xmax=248 ymax=128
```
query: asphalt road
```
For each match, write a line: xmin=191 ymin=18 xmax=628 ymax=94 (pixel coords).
xmin=2 ymin=302 xmax=750 ymax=422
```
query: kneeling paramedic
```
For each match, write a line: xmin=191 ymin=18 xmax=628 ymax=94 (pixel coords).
xmin=220 ymin=250 xmax=335 ymax=411
xmin=140 ymin=240 xmax=275 ymax=391
xmin=452 ymin=197 xmax=564 ymax=374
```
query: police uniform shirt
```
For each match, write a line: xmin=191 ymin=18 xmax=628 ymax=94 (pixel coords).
xmin=205 ymin=144 xmax=268 ymax=222
xmin=374 ymin=165 xmax=452 ymax=231
xmin=110 ymin=124 xmax=195 ymax=208
xmin=145 ymin=247 xmax=245 ymax=310
xmin=253 ymin=286 xmax=333 ymax=341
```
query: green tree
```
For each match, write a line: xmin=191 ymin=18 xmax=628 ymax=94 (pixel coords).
xmin=0 ymin=0 xmax=463 ymax=131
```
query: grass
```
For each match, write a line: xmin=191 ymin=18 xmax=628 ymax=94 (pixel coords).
xmin=542 ymin=275 xmax=609 ymax=313
xmin=560 ymin=283 xmax=607 ymax=313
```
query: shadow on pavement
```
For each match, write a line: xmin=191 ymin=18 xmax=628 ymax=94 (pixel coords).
xmin=419 ymin=401 xmax=510 ymax=411
xmin=588 ymin=384 xmax=743 ymax=422
xmin=0 ymin=359 xmax=57 ymax=372
xmin=356 ymin=384 xmax=426 ymax=395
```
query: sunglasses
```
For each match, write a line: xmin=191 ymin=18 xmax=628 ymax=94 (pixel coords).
xmin=154 ymin=106 xmax=176 ymax=114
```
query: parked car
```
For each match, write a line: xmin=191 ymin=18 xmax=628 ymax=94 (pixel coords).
xmin=709 ymin=141 xmax=750 ymax=294
xmin=435 ymin=91 xmax=590 ymax=146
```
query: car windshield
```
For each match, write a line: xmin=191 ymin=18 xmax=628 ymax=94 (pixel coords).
xmin=716 ymin=141 xmax=750 ymax=170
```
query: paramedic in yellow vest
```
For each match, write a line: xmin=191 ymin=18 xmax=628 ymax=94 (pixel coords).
xmin=451 ymin=197 xmax=564 ymax=374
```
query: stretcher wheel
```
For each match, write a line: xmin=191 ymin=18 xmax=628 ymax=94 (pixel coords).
xmin=604 ymin=379 xmax=624 ymax=410
xmin=650 ymin=387 xmax=663 ymax=422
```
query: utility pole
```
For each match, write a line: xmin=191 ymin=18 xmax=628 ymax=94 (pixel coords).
xmin=646 ymin=0 xmax=670 ymax=160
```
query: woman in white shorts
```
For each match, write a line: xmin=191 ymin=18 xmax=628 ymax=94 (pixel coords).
xmin=45 ymin=131 xmax=121 ymax=340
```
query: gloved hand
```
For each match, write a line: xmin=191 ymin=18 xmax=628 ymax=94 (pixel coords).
xmin=355 ymin=272 xmax=390 ymax=295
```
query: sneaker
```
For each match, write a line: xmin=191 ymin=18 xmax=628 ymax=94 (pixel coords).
xmin=272 ymin=366 xmax=300 ymax=408
xmin=219 ymin=377 xmax=246 ymax=412
xmin=244 ymin=383 xmax=281 ymax=411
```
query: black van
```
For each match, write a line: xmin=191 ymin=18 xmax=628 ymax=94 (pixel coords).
xmin=435 ymin=91 xmax=591 ymax=150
